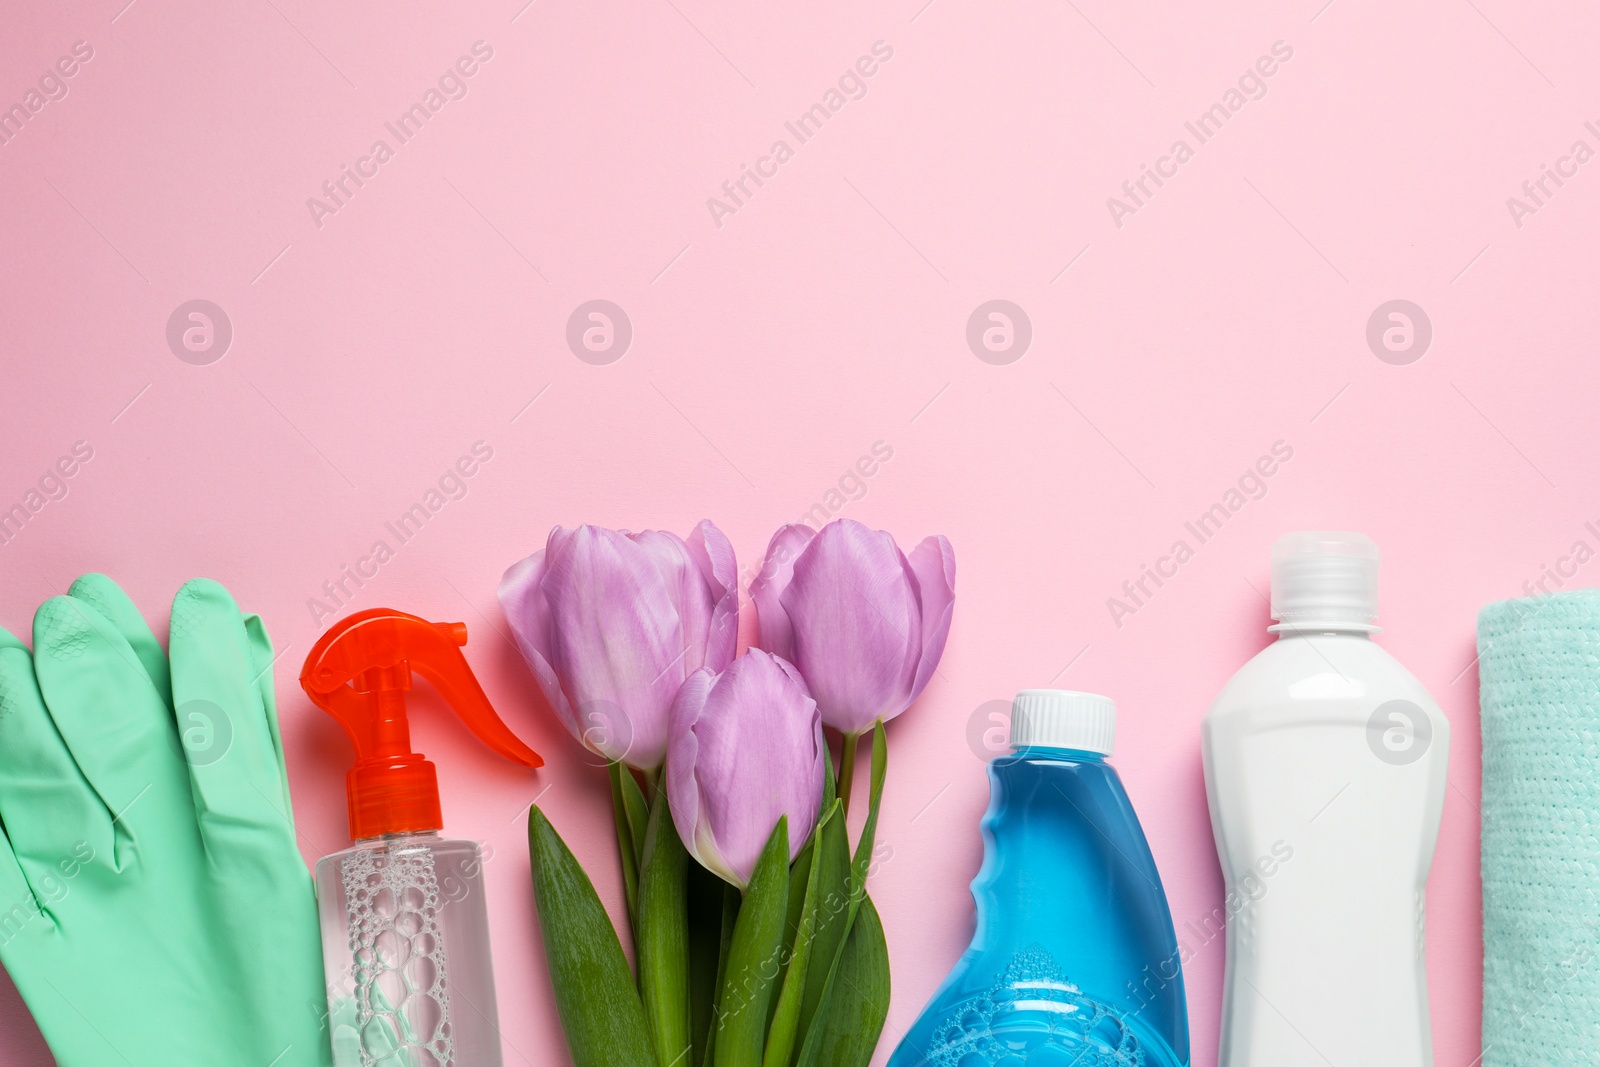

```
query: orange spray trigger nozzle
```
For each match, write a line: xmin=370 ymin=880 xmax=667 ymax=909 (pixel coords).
xmin=300 ymin=607 xmax=543 ymax=841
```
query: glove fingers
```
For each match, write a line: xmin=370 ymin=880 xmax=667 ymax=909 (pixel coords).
xmin=0 ymin=625 xmax=25 ymax=653
xmin=0 ymin=645 xmax=115 ymax=883
xmin=31 ymin=596 xmax=192 ymax=845
xmin=169 ymin=580 xmax=295 ymax=843
xmin=243 ymin=611 xmax=293 ymax=816
xmin=67 ymin=573 xmax=172 ymax=710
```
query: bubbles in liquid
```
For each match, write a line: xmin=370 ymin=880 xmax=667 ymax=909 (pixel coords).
xmin=925 ymin=948 xmax=1145 ymax=1067
xmin=342 ymin=846 xmax=455 ymax=1065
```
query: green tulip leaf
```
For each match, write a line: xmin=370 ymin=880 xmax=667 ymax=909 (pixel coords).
xmin=777 ymin=818 xmax=819 ymax=1001
xmin=762 ymin=801 xmax=839 ymax=1067
xmin=791 ymin=798 xmax=852 ymax=1062
xmin=640 ymin=789 xmax=692 ymax=1067
xmin=809 ymin=893 xmax=890 ymax=1067
xmin=849 ymin=721 xmax=889 ymax=903
xmin=529 ymin=806 xmax=657 ymax=1067
xmin=783 ymin=834 xmax=816 ymax=970
xmin=714 ymin=818 xmax=790 ymax=1067
xmin=795 ymin=727 xmax=890 ymax=1067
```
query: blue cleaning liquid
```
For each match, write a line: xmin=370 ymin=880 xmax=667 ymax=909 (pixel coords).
xmin=888 ymin=746 xmax=1189 ymax=1067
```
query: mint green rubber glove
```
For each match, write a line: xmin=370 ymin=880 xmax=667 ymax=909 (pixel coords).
xmin=0 ymin=575 xmax=333 ymax=1066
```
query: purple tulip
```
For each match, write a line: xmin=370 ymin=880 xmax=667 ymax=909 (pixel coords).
xmin=498 ymin=522 xmax=738 ymax=769
xmin=751 ymin=519 xmax=955 ymax=736
xmin=665 ymin=650 xmax=825 ymax=886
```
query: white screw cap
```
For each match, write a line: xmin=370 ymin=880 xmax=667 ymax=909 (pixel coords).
xmin=1009 ymin=689 xmax=1117 ymax=755
xmin=1269 ymin=531 xmax=1381 ymax=633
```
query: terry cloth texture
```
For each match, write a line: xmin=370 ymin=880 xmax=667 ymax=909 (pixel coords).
xmin=1478 ymin=591 xmax=1600 ymax=1064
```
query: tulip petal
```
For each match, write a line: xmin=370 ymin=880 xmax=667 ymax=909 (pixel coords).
xmin=502 ymin=523 xmax=744 ymax=772
xmin=666 ymin=669 xmax=740 ymax=884
xmin=497 ymin=543 xmax=578 ymax=734
xmin=541 ymin=526 xmax=689 ymax=766
xmin=667 ymin=652 xmax=822 ymax=886
xmin=631 ymin=529 xmax=714 ymax=675
xmin=782 ymin=520 xmax=922 ymax=735
xmin=907 ymin=535 xmax=956 ymax=702
xmin=750 ymin=524 xmax=817 ymax=662
xmin=685 ymin=520 xmax=739 ymax=672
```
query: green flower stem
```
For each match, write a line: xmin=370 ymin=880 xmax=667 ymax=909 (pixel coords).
xmin=610 ymin=762 xmax=643 ymax=936
xmin=837 ymin=731 xmax=861 ymax=816
xmin=639 ymin=789 xmax=691 ymax=1067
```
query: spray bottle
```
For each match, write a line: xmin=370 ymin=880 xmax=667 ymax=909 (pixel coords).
xmin=301 ymin=608 xmax=545 ymax=1067
xmin=888 ymin=690 xmax=1189 ymax=1067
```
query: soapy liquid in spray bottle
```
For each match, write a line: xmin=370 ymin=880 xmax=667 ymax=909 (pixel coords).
xmin=301 ymin=609 xmax=545 ymax=1066
xmin=317 ymin=834 xmax=496 ymax=1066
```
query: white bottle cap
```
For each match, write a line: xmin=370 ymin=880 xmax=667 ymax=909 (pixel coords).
xmin=1269 ymin=531 xmax=1381 ymax=633
xmin=1009 ymin=690 xmax=1116 ymax=755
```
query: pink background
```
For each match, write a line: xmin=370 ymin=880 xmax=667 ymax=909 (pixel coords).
xmin=4 ymin=0 xmax=1599 ymax=1062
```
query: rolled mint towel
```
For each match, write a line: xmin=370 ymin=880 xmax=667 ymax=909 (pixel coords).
xmin=1478 ymin=591 xmax=1600 ymax=1064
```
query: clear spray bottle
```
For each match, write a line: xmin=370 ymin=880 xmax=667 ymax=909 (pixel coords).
xmin=300 ymin=609 xmax=545 ymax=1067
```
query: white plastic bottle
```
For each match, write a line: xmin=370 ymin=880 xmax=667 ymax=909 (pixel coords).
xmin=1201 ymin=532 xmax=1449 ymax=1066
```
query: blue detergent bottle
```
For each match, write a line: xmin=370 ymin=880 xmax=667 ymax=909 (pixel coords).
xmin=889 ymin=690 xmax=1190 ymax=1067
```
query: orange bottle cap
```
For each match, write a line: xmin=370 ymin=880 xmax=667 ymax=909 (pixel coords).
xmin=300 ymin=608 xmax=544 ymax=840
